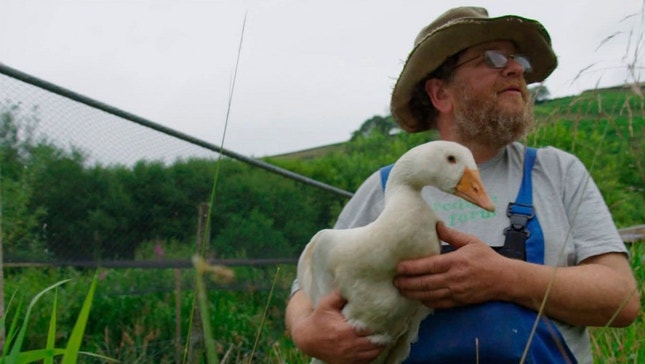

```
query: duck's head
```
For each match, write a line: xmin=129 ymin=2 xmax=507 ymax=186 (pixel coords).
xmin=391 ymin=140 xmax=495 ymax=212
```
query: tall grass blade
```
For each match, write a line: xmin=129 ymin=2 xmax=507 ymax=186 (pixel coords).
xmin=16 ymin=348 xmax=67 ymax=363
xmin=184 ymin=12 xmax=247 ymax=363
xmin=203 ymin=11 xmax=247 ymax=250
xmin=43 ymin=289 xmax=59 ymax=364
xmin=249 ymin=266 xmax=280 ymax=363
xmin=1 ymin=292 xmax=18 ymax=357
xmin=15 ymin=349 xmax=119 ymax=363
xmin=61 ymin=274 xmax=98 ymax=364
xmin=6 ymin=279 xmax=71 ymax=361
xmin=192 ymin=255 xmax=219 ymax=364
xmin=207 ymin=11 xmax=247 ymax=212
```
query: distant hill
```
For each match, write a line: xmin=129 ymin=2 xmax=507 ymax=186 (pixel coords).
xmin=269 ymin=142 xmax=347 ymax=160
xmin=271 ymin=83 xmax=644 ymax=161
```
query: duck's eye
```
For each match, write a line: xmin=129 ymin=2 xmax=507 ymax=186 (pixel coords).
xmin=447 ymin=155 xmax=457 ymax=164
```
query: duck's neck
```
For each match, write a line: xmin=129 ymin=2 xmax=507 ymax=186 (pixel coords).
xmin=381 ymin=184 xmax=434 ymax=221
xmin=374 ymin=185 xmax=439 ymax=260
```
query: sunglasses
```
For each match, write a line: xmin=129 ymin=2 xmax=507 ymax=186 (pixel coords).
xmin=454 ymin=50 xmax=532 ymax=73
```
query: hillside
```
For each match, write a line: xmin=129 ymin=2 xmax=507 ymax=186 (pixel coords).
xmin=273 ymin=84 xmax=644 ymax=161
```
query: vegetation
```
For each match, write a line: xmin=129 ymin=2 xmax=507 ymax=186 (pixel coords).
xmin=0 ymin=102 xmax=334 ymax=263
xmin=0 ymin=273 xmax=116 ymax=363
xmin=0 ymin=85 xmax=643 ymax=362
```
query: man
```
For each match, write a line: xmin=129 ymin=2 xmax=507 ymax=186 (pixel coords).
xmin=286 ymin=7 xmax=640 ymax=364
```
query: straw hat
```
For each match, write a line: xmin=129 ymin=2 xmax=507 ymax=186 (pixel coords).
xmin=390 ymin=6 xmax=557 ymax=132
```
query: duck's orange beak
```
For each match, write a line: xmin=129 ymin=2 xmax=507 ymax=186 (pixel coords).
xmin=455 ymin=168 xmax=495 ymax=212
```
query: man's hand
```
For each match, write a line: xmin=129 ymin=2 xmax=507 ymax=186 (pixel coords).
xmin=393 ymin=222 xmax=508 ymax=308
xmin=288 ymin=290 xmax=383 ymax=364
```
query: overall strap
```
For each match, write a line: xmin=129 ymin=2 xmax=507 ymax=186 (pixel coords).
xmin=501 ymin=147 xmax=538 ymax=261
xmin=516 ymin=146 xmax=537 ymax=206
xmin=379 ymin=164 xmax=394 ymax=190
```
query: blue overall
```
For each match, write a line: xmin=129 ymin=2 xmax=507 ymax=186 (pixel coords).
xmin=379 ymin=147 xmax=577 ymax=363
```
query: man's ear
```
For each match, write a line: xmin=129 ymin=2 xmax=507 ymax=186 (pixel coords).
xmin=425 ymin=78 xmax=452 ymax=113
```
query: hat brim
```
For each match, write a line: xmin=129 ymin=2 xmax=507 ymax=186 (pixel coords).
xmin=391 ymin=16 xmax=558 ymax=132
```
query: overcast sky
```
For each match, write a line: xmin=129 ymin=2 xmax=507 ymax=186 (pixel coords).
xmin=2 ymin=0 xmax=643 ymax=157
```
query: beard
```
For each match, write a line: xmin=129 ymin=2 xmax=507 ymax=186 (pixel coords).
xmin=451 ymin=79 xmax=534 ymax=149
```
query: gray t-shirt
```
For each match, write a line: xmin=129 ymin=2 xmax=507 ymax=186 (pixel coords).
xmin=332 ymin=142 xmax=627 ymax=363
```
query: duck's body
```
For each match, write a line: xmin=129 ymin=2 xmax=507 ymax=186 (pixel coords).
xmin=297 ymin=140 xmax=495 ymax=364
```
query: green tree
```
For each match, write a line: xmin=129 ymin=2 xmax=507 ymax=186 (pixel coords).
xmin=210 ymin=160 xmax=322 ymax=258
xmin=0 ymin=102 xmax=46 ymax=261
xmin=529 ymin=84 xmax=550 ymax=104
xmin=350 ymin=115 xmax=399 ymax=141
xmin=29 ymin=147 xmax=95 ymax=260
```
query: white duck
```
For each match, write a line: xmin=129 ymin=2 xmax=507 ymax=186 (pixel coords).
xmin=296 ymin=140 xmax=495 ymax=364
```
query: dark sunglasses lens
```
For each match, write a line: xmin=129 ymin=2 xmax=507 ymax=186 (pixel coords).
xmin=515 ymin=56 xmax=532 ymax=73
xmin=484 ymin=51 xmax=532 ymax=72
xmin=484 ymin=51 xmax=508 ymax=68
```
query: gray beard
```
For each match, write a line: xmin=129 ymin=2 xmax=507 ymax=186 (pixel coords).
xmin=452 ymin=84 xmax=534 ymax=149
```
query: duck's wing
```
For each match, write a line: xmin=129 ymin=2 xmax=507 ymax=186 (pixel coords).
xmin=298 ymin=228 xmax=354 ymax=306
xmin=297 ymin=229 xmax=334 ymax=305
xmin=296 ymin=232 xmax=316 ymax=299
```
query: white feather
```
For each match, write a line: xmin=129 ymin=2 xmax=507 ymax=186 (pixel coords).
xmin=297 ymin=140 xmax=492 ymax=364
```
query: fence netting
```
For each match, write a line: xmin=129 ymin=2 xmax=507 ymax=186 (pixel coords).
xmin=0 ymin=65 xmax=344 ymax=268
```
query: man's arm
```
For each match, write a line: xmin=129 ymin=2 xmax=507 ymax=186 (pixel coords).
xmin=394 ymin=222 xmax=640 ymax=327
xmin=285 ymin=290 xmax=383 ymax=364
xmin=505 ymin=251 xmax=639 ymax=326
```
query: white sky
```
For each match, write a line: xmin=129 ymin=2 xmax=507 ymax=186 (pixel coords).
xmin=1 ymin=0 xmax=643 ymax=157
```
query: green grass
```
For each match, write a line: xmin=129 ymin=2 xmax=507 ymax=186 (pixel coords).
xmin=0 ymin=273 xmax=117 ymax=363
xmin=589 ymin=242 xmax=644 ymax=363
xmin=2 ymin=265 xmax=301 ymax=363
xmin=1 ymin=243 xmax=641 ymax=364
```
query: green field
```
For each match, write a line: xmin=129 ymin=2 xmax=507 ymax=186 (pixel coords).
xmin=1 ymin=86 xmax=643 ymax=363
